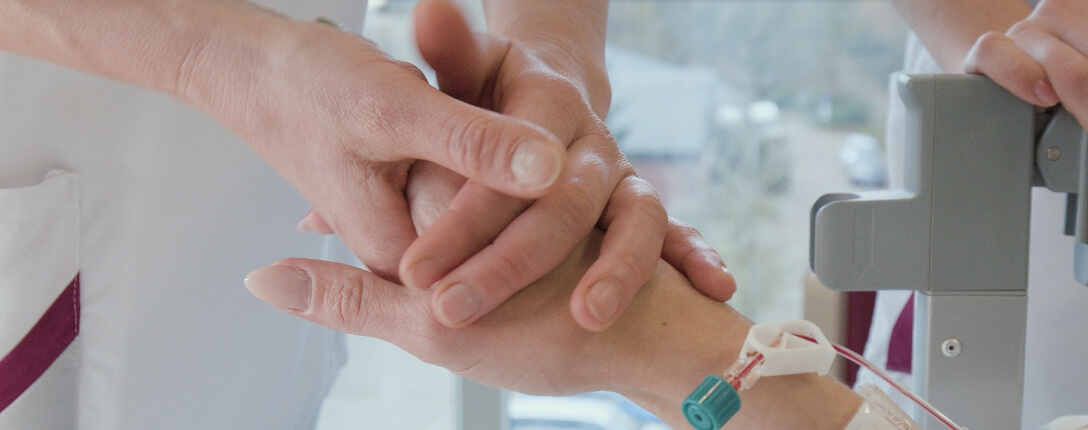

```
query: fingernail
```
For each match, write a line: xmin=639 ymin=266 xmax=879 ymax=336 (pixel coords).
xmin=434 ymin=283 xmax=481 ymax=326
xmin=586 ymin=281 xmax=621 ymax=324
xmin=404 ymin=257 xmax=441 ymax=290
xmin=704 ymin=251 xmax=726 ymax=268
xmin=511 ymin=139 xmax=562 ymax=189
xmin=244 ymin=265 xmax=312 ymax=310
xmin=1034 ymin=80 xmax=1058 ymax=106
xmin=296 ymin=215 xmax=319 ymax=234
xmin=297 ymin=211 xmax=334 ymax=235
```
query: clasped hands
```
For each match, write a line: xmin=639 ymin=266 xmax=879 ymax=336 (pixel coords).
xmin=241 ymin=0 xmax=735 ymax=333
xmin=239 ymin=3 xmax=872 ymax=425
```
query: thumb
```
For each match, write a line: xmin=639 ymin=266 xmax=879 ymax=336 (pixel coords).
xmin=413 ymin=0 xmax=487 ymax=99
xmin=403 ymin=84 xmax=567 ymax=197
xmin=243 ymin=259 xmax=430 ymax=338
xmin=409 ymin=0 xmax=566 ymax=197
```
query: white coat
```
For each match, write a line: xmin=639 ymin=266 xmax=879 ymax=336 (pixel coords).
xmin=0 ymin=2 xmax=366 ymax=428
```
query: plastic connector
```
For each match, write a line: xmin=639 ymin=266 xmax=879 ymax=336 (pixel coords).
xmin=740 ymin=320 xmax=835 ymax=377
xmin=683 ymin=375 xmax=741 ymax=430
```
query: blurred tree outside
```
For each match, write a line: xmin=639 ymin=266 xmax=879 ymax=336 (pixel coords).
xmin=605 ymin=1 xmax=907 ymax=320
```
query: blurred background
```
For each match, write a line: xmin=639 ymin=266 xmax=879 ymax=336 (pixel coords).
xmin=316 ymin=1 xmax=908 ymax=428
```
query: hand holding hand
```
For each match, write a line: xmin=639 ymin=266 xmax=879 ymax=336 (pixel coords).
xmin=401 ymin=0 xmax=736 ymax=330
xmin=203 ymin=13 xmax=573 ymax=283
xmin=246 ymin=161 xmax=855 ymax=430
xmin=303 ymin=0 xmax=735 ymax=330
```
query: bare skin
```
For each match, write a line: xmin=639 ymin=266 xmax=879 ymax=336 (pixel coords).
xmin=246 ymin=161 xmax=863 ymax=429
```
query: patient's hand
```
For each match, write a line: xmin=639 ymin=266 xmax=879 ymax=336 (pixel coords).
xmin=247 ymin=161 xmax=860 ymax=429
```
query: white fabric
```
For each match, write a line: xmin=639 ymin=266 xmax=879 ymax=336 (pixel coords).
xmin=861 ymin=31 xmax=1088 ymax=429
xmin=0 ymin=170 xmax=79 ymax=428
xmin=0 ymin=171 xmax=78 ymax=356
xmin=0 ymin=2 xmax=366 ymax=428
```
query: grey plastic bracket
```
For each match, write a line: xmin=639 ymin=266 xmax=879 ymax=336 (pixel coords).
xmin=810 ymin=74 xmax=1037 ymax=429
xmin=1033 ymin=107 xmax=1088 ymax=284
xmin=811 ymin=74 xmax=1035 ymax=293
xmin=809 ymin=74 xmax=1087 ymax=429
xmin=1035 ymin=108 xmax=1083 ymax=195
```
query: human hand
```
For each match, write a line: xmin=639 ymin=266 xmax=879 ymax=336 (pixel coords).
xmin=964 ymin=0 xmax=1088 ymax=126
xmin=186 ymin=9 xmax=577 ymax=283
xmin=298 ymin=0 xmax=735 ymax=331
xmin=254 ymin=160 xmax=675 ymax=397
xmin=401 ymin=0 xmax=736 ymax=330
xmin=245 ymin=164 xmax=854 ymax=429
xmin=1 ymin=0 xmax=567 ymax=287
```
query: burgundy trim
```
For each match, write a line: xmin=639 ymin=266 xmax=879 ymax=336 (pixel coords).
xmin=0 ymin=275 xmax=80 ymax=413
xmin=886 ymin=292 xmax=914 ymax=374
xmin=845 ymin=291 xmax=876 ymax=386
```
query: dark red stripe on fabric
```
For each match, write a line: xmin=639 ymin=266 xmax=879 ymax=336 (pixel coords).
xmin=0 ymin=275 xmax=80 ymax=413
xmin=886 ymin=292 xmax=913 ymax=374
xmin=845 ymin=291 xmax=876 ymax=386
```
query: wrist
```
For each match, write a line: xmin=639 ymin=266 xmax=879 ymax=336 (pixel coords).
xmin=608 ymin=261 xmax=862 ymax=429
xmin=167 ymin=3 xmax=294 ymax=126
xmin=481 ymin=0 xmax=611 ymax=116
xmin=517 ymin=38 xmax=611 ymax=117
xmin=606 ymin=261 xmax=748 ymax=427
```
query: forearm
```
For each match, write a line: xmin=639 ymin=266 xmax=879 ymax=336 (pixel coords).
xmin=891 ymin=0 xmax=1030 ymax=72
xmin=0 ymin=0 xmax=272 ymax=106
xmin=609 ymin=261 xmax=861 ymax=429
xmin=481 ymin=0 xmax=610 ymax=115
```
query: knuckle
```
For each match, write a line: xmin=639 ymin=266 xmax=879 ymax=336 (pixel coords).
xmin=320 ymin=272 xmax=369 ymax=331
xmin=611 ymin=243 xmax=655 ymax=281
xmin=634 ymin=196 xmax=668 ymax=232
xmin=549 ymin=77 xmax=589 ymax=115
xmin=974 ymin=31 xmax=1008 ymax=56
xmin=585 ymin=127 xmax=631 ymax=165
xmin=663 ymin=217 xmax=713 ymax=267
xmin=405 ymin=332 xmax=447 ymax=366
xmin=488 ymin=250 xmax=533 ymax=294
xmin=667 ymin=216 xmax=702 ymax=242
xmin=348 ymin=77 xmax=419 ymax=154
xmin=610 ymin=177 xmax=667 ymax=229
xmin=555 ymin=174 xmax=605 ymax=230
xmin=449 ymin=354 xmax=486 ymax=376
xmin=442 ymin=110 xmax=512 ymax=179
xmin=513 ymin=73 xmax=593 ymax=132
xmin=398 ymin=60 xmax=427 ymax=82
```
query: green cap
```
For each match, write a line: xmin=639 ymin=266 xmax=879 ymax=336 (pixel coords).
xmin=682 ymin=375 xmax=741 ymax=430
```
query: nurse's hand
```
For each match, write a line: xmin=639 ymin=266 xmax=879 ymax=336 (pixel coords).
xmin=0 ymin=1 xmax=567 ymax=284
xmin=302 ymin=0 xmax=735 ymax=331
xmin=400 ymin=0 xmax=736 ymax=330
xmin=191 ymin=12 xmax=578 ymax=285
xmin=964 ymin=0 xmax=1088 ymax=125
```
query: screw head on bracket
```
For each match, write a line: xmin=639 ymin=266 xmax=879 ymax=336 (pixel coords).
xmin=1047 ymin=146 xmax=1062 ymax=161
xmin=941 ymin=338 xmax=962 ymax=357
